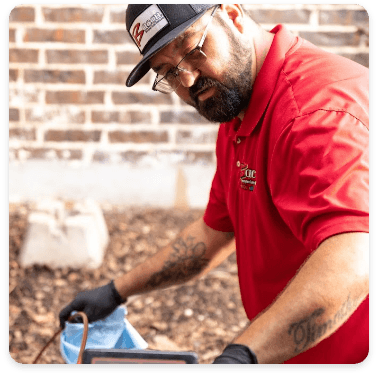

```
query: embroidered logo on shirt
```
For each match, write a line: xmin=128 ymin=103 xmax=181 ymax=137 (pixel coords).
xmin=240 ymin=163 xmax=257 ymax=191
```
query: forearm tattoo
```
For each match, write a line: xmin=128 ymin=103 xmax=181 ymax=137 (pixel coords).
xmin=145 ymin=235 xmax=210 ymax=290
xmin=288 ymin=294 xmax=358 ymax=353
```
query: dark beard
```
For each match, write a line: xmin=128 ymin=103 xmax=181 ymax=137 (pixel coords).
xmin=189 ymin=72 xmax=252 ymax=123
xmin=191 ymin=78 xmax=252 ymax=123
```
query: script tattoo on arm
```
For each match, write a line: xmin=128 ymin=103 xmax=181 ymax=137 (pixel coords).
xmin=145 ymin=235 xmax=210 ymax=290
xmin=288 ymin=294 xmax=358 ymax=354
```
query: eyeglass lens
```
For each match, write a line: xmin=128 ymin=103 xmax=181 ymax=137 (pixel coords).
xmin=155 ymin=49 xmax=206 ymax=93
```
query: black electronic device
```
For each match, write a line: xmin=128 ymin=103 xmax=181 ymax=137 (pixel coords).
xmin=82 ymin=349 xmax=198 ymax=364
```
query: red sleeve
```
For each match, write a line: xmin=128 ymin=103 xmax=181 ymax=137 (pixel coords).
xmin=269 ymin=110 xmax=369 ymax=252
xmin=203 ymin=125 xmax=234 ymax=232
xmin=203 ymin=167 xmax=234 ymax=232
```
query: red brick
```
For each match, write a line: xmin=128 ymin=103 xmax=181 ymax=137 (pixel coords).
xmin=299 ymin=31 xmax=361 ymax=47
xmin=42 ymin=7 xmax=103 ymax=23
xmin=9 ymin=6 xmax=35 ymax=22
xmin=319 ymin=10 xmax=369 ymax=27
xmin=9 ymin=69 xmax=18 ymax=82
xmin=45 ymin=91 xmax=104 ymax=104
xmin=93 ymin=30 xmax=130 ymax=44
xmin=119 ymin=111 xmax=152 ymax=124
xmin=161 ymin=110 xmax=211 ymax=124
xmin=93 ymin=71 xmax=127 ymax=85
xmin=25 ymin=148 xmax=48 ymax=160
xmin=176 ymin=129 xmax=217 ymax=144
xmin=44 ymin=130 xmax=101 ymax=142
xmin=110 ymin=10 xmax=126 ymax=23
xmin=108 ymin=130 xmax=168 ymax=143
xmin=9 ymin=29 xmax=16 ymax=43
xmin=112 ymin=92 xmax=173 ymax=105
xmin=46 ymin=50 xmax=108 ymax=64
xmin=91 ymin=111 xmax=119 ymax=123
xmin=56 ymin=149 xmax=82 ymax=160
xmin=24 ymin=28 xmax=85 ymax=43
xmin=24 ymin=69 xmax=85 ymax=84
xmin=246 ymin=9 xmax=311 ymax=24
xmin=120 ymin=151 xmax=149 ymax=163
xmin=14 ymin=148 xmax=83 ymax=160
xmin=93 ymin=151 xmax=110 ymax=163
xmin=9 ymin=88 xmax=39 ymax=104
xmin=183 ymin=151 xmax=214 ymax=164
xmin=9 ymin=48 xmax=38 ymax=63
xmin=25 ymin=108 xmax=86 ymax=123
xmin=116 ymin=51 xmax=142 ymax=65
xmin=9 ymin=108 xmax=19 ymax=122
xmin=9 ymin=128 xmax=36 ymax=141
xmin=91 ymin=110 xmax=152 ymax=124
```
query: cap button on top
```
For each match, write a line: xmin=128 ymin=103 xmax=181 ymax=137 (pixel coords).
xmin=236 ymin=161 xmax=241 ymax=167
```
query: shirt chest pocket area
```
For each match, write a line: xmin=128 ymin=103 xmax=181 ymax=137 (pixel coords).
xmin=239 ymin=163 xmax=257 ymax=192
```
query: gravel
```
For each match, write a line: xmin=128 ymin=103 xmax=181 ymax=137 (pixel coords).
xmin=9 ymin=203 xmax=248 ymax=364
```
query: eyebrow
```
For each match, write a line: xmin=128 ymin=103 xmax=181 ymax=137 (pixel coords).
xmin=151 ymin=28 xmax=199 ymax=74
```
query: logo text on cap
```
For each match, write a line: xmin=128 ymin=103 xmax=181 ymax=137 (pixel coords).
xmin=130 ymin=5 xmax=169 ymax=53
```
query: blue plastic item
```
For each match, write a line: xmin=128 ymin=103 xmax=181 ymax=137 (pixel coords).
xmin=60 ymin=306 xmax=148 ymax=364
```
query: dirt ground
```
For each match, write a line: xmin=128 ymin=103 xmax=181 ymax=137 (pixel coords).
xmin=9 ymin=203 xmax=249 ymax=365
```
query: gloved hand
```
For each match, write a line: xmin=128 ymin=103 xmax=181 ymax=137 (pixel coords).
xmin=212 ymin=344 xmax=258 ymax=364
xmin=59 ymin=280 xmax=126 ymax=329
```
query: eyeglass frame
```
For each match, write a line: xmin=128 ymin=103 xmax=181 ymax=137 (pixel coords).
xmin=152 ymin=5 xmax=219 ymax=93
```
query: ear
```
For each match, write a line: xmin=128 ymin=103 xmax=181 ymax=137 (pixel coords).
xmin=219 ymin=4 xmax=245 ymax=33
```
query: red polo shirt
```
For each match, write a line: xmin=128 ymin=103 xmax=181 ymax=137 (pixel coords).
xmin=203 ymin=25 xmax=369 ymax=364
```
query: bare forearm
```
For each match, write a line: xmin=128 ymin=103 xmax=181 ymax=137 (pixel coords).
xmin=233 ymin=232 xmax=369 ymax=363
xmin=114 ymin=217 xmax=234 ymax=300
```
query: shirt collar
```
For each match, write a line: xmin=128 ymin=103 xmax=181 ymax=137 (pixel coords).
xmin=226 ymin=25 xmax=297 ymax=140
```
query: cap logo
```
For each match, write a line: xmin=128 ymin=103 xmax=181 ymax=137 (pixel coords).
xmin=130 ymin=5 xmax=169 ymax=53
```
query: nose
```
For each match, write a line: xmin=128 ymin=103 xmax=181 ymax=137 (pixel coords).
xmin=178 ymin=69 xmax=200 ymax=88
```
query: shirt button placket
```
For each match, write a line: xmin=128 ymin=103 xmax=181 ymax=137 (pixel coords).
xmin=236 ymin=137 xmax=242 ymax=168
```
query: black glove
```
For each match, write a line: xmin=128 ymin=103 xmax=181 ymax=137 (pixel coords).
xmin=59 ymin=280 xmax=126 ymax=329
xmin=212 ymin=344 xmax=258 ymax=364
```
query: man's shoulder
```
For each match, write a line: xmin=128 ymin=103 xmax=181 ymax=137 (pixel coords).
xmin=277 ymin=41 xmax=368 ymax=121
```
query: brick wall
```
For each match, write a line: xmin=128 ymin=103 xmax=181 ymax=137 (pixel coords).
xmin=9 ymin=4 xmax=369 ymax=207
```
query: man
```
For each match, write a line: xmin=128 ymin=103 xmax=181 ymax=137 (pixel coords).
xmin=59 ymin=4 xmax=369 ymax=364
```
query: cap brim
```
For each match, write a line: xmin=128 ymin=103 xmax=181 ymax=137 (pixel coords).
xmin=126 ymin=12 xmax=207 ymax=87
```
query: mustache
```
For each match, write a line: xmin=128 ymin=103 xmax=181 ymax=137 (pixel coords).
xmin=189 ymin=77 xmax=219 ymax=101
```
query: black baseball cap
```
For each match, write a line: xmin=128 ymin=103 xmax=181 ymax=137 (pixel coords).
xmin=125 ymin=4 xmax=216 ymax=87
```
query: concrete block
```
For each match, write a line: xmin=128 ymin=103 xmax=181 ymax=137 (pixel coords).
xmin=19 ymin=199 xmax=109 ymax=269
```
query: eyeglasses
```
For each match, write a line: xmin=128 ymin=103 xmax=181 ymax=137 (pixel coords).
xmin=152 ymin=5 xmax=219 ymax=94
